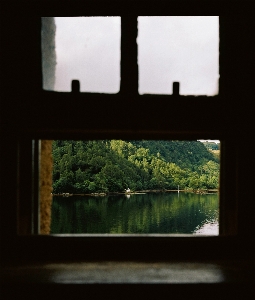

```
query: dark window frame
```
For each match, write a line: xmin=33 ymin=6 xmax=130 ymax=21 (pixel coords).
xmin=17 ymin=15 xmax=231 ymax=257
xmin=1 ymin=0 xmax=254 ymax=263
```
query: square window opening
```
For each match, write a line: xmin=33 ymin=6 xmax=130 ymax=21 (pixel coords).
xmin=41 ymin=17 xmax=121 ymax=93
xmin=38 ymin=139 xmax=220 ymax=236
xmin=41 ymin=16 xmax=219 ymax=96
xmin=138 ymin=16 xmax=219 ymax=95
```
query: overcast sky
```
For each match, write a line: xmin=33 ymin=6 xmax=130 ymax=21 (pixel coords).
xmin=198 ymin=140 xmax=220 ymax=144
xmin=54 ymin=16 xmax=219 ymax=95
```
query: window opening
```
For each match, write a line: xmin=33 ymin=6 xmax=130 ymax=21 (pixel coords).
xmin=39 ymin=140 xmax=220 ymax=235
xmin=40 ymin=16 xmax=221 ymax=236
xmin=41 ymin=17 xmax=121 ymax=93
xmin=138 ymin=16 xmax=219 ymax=95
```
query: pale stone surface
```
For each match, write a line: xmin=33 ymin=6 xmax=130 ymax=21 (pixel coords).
xmin=2 ymin=261 xmax=254 ymax=284
xmin=40 ymin=140 xmax=53 ymax=234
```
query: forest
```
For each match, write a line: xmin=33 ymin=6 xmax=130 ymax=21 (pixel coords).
xmin=52 ymin=140 xmax=220 ymax=194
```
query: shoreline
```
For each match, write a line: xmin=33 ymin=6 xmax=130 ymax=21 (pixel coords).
xmin=52 ymin=189 xmax=219 ymax=197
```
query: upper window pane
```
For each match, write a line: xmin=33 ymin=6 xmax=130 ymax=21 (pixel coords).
xmin=42 ymin=17 xmax=121 ymax=93
xmin=138 ymin=17 xmax=219 ymax=95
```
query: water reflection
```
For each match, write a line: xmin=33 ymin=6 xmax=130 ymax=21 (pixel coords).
xmin=194 ymin=221 xmax=219 ymax=235
xmin=50 ymin=192 xmax=219 ymax=235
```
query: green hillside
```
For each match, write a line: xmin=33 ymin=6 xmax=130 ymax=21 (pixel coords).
xmin=130 ymin=140 xmax=218 ymax=171
xmin=52 ymin=140 xmax=220 ymax=194
xmin=202 ymin=141 xmax=220 ymax=151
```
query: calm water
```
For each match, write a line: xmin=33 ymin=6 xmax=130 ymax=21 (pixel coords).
xmin=50 ymin=192 xmax=219 ymax=235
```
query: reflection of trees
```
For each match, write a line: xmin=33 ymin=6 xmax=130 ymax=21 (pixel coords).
xmin=51 ymin=194 xmax=219 ymax=234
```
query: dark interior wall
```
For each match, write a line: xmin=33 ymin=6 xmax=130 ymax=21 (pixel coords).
xmin=1 ymin=3 xmax=254 ymax=300
xmin=0 ymin=8 xmax=43 ymax=239
xmin=0 ymin=0 xmax=255 ymax=256
xmin=220 ymin=14 xmax=255 ymax=236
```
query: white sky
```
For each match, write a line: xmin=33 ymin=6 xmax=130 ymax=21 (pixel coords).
xmin=54 ymin=17 xmax=121 ymax=93
xmin=198 ymin=140 xmax=220 ymax=144
xmin=54 ymin=17 xmax=219 ymax=95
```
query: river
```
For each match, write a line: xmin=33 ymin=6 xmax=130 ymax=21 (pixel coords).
xmin=50 ymin=192 xmax=219 ymax=235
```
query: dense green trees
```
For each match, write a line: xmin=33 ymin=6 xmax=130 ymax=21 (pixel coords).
xmin=203 ymin=141 xmax=220 ymax=151
xmin=52 ymin=140 xmax=220 ymax=193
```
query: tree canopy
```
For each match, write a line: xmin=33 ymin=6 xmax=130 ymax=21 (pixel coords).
xmin=52 ymin=140 xmax=220 ymax=193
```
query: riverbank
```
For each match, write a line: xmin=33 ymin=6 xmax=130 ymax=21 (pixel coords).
xmin=52 ymin=189 xmax=218 ymax=197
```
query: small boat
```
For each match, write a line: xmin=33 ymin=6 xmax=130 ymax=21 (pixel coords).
xmin=62 ymin=193 xmax=73 ymax=197
xmin=125 ymin=188 xmax=131 ymax=194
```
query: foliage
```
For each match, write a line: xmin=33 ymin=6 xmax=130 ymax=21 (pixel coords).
xmin=202 ymin=141 xmax=220 ymax=151
xmin=52 ymin=140 xmax=220 ymax=193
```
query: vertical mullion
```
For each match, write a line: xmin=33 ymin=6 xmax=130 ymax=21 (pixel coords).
xmin=120 ymin=15 xmax=138 ymax=96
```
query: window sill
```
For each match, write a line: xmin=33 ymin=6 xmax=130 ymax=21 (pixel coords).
xmin=1 ymin=260 xmax=254 ymax=300
xmin=2 ymin=260 xmax=255 ymax=284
